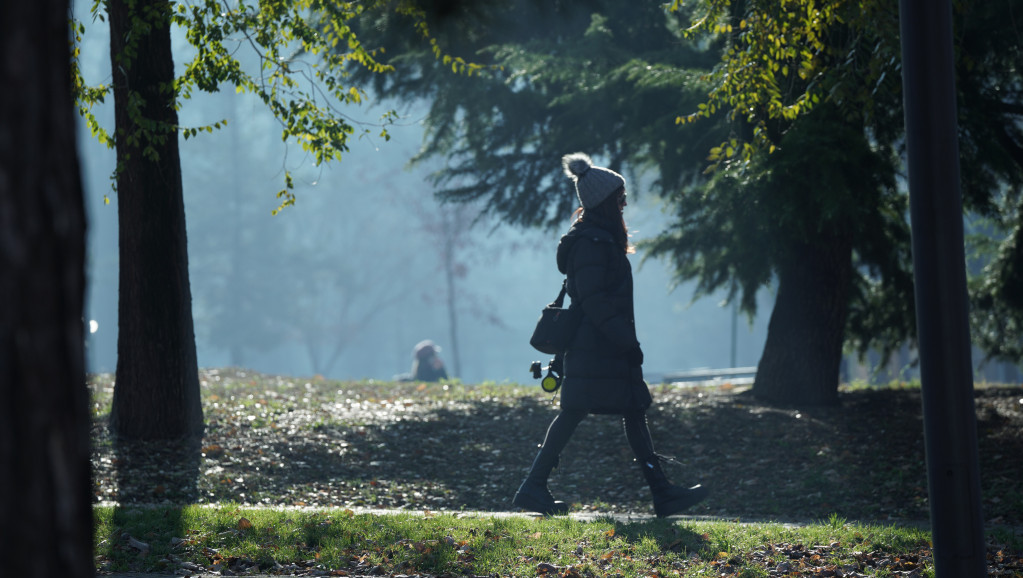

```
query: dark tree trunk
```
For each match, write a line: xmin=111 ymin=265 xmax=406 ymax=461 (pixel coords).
xmin=107 ymin=0 xmax=204 ymax=440
xmin=0 ymin=0 xmax=93 ymax=573
xmin=753 ymin=233 xmax=853 ymax=406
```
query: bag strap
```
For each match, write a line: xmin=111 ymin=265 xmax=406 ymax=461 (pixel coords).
xmin=551 ymin=279 xmax=568 ymax=308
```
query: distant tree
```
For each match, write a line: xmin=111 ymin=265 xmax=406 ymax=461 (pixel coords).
xmin=411 ymin=199 xmax=508 ymax=379
xmin=71 ymin=0 xmax=484 ymax=438
xmin=0 ymin=0 xmax=92 ymax=573
xmin=186 ymin=93 xmax=298 ymax=368
xmin=283 ymin=210 xmax=414 ymax=376
xmin=427 ymin=204 xmax=472 ymax=379
xmin=183 ymin=123 xmax=430 ymax=377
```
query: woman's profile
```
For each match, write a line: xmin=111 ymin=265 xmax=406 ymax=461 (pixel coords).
xmin=513 ymin=152 xmax=708 ymax=517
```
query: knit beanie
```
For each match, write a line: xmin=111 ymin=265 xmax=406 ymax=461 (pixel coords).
xmin=562 ymin=152 xmax=626 ymax=209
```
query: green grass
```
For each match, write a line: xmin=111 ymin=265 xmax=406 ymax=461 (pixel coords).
xmin=841 ymin=377 xmax=1019 ymax=392
xmin=95 ymin=505 xmax=940 ymax=577
xmin=88 ymin=370 xmax=1023 ymax=575
xmin=840 ymin=378 xmax=923 ymax=392
xmin=87 ymin=369 xmax=536 ymax=421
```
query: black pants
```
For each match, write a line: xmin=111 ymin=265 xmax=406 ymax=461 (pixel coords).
xmin=527 ymin=409 xmax=656 ymax=480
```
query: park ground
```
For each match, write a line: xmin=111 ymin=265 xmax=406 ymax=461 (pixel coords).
xmin=89 ymin=370 xmax=1023 ymax=526
xmin=89 ymin=370 xmax=1023 ymax=576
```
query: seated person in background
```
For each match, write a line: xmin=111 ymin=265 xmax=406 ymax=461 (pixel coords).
xmin=396 ymin=340 xmax=449 ymax=382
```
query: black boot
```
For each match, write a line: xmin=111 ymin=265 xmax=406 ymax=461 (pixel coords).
xmin=513 ymin=451 xmax=569 ymax=515
xmin=638 ymin=455 xmax=708 ymax=518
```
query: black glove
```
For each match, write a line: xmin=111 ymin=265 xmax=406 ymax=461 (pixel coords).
xmin=626 ymin=346 xmax=644 ymax=367
xmin=549 ymin=354 xmax=564 ymax=375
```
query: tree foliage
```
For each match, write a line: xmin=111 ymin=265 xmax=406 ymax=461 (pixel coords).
xmin=347 ymin=0 xmax=1022 ymax=407
xmin=71 ymin=0 xmax=489 ymax=440
xmin=344 ymin=1 xmax=917 ymax=404
xmin=646 ymin=102 xmax=910 ymax=344
xmin=345 ymin=0 xmax=722 ymax=228
xmin=71 ymin=0 xmax=484 ymax=212
xmin=953 ymin=0 xmax=1023 ymax=363
xmin=654 ymin=0 xmax=914 ymax=367
xmin=672 ymin=0 xmax=1023 ymax=366
xmin=674 ymin=0 xmax=902 ymax=166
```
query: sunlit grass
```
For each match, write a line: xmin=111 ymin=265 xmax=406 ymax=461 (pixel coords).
xmin=89 ymin=369 xmax=1020 ymax=419
xmin=87 ymin=368 xmax=538 ymax=420
xmin=94 ymin=505 xmax=944 ymax=577
xmin=841 ymin=377 xmax=1022 ymax=392
xmin=87 ymin=368 xmax=1023 ymax=544
xmin=840 ymin=378 xmax=922 ymax=392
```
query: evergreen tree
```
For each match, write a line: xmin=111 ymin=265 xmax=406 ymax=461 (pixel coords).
xmin=955 ymin=0 xmax=1023 ymax=363
xmin=351 ymin=0 xmax=1022 ymax=405
xmin=659 ymin=0 xmax=913 ymax=404
xmin=648 ymin=104 xmax=908 ymax=405
xmin=347 ymin=0 xmax=908 ymax=405
xmin=346 ymin=0 xmax=721 ymax=227
xmin=678 ymin=0 xmax=1023 ymax=378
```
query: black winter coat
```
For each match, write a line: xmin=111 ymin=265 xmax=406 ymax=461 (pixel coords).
xmin=557 ymin=221 xmax=652 ymax=414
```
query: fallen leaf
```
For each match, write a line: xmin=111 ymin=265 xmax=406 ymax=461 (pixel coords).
xmin=537 ymin=562 xmax=559 ymax=574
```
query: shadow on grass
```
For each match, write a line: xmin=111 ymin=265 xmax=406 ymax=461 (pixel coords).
xmin=111 ymin=435 xmax=202 ymax=504
xmin=90 ymin=385 xmax=1023 ymax=527
xmin=98 ymin=436 xmax=202 ymax=571
xmin=609 ymin=516 xmax=711 ymax=554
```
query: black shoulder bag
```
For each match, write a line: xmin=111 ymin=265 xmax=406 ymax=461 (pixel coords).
xmin=529 ymin=279 xmax=582 ymax=355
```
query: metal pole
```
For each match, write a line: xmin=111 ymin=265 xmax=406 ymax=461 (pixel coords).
xmin=730 ymin=281 xmax=738 ymax=368
xmin=898 ymin=1 xmax=986 ymax=576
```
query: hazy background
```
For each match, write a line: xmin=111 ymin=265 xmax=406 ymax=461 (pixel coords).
xmin=75 ymin=5 xmax=773 ymax=384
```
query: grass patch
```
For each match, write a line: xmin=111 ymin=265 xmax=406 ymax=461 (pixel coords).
xmin=93 ymin=505 xmax=956 ymax=576
xmin=88 ymin=368 xmax=1023 ymax=575
xmin=88 ymin=369 xmax=1023 ymax=521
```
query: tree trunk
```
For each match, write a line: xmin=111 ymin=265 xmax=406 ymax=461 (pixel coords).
xmin=108 ymin=0 xmax=204 ymax=440
xmin=753 ymin=233 xmax=853 ymax=406
xmin=443 ymin=229 xmax=462 ymax=378
xmin=0 ymin=0 xmax=93 ymax=573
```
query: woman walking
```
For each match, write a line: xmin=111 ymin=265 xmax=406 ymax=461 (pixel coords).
xmin=513 ymin=153 xmax=708 ymax=517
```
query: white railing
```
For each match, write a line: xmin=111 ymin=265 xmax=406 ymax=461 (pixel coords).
xmin=661 ymin=366 xmax=757 ymax=386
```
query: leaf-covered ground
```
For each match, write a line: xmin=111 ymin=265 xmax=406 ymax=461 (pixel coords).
xmin=89 ymin=369 xmax=1023 ymax=530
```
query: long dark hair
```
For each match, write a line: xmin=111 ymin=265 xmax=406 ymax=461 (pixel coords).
xmin=572 ymin=187 xmax=633 ymax=254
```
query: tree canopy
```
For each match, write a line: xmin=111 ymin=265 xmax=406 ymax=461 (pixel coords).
xmin=954 ymin=0 xmax=1023 ymax=363
xmin=72 ymin=0 xmax=485 ymax=212
xmin=675 ymin=0 xmax=1023 ymax=365
xmin=345 ymin=0 xmax=723 ymax=228
xmin=71 ymin=0 xmax=489 ymax=439
xmin=344 ymin=0 xmax=1022 ymax=404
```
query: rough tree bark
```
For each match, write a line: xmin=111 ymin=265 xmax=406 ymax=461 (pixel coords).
xmin=0 ymin=0 xmax=94 ymax=574
xmin=752 ymin=232 xmax=853 ymax=406
xmin=107 ymin=0 xmax=204 ymax=440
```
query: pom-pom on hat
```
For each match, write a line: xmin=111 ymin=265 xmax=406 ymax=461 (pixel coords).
xmin=562 ymin=152 xmax=626 ymax=209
